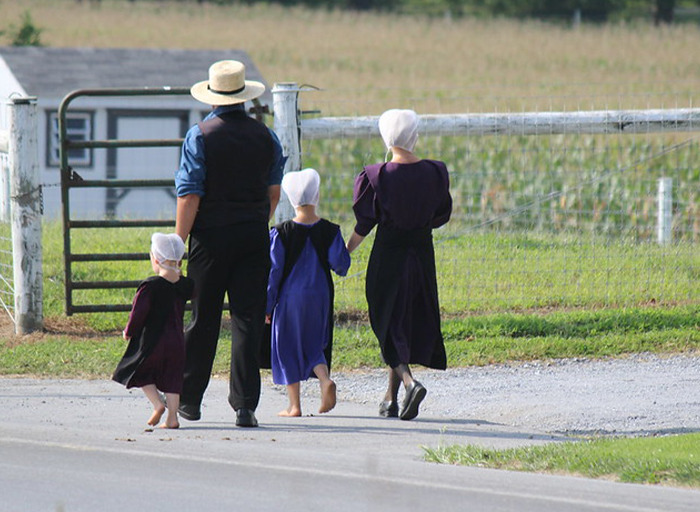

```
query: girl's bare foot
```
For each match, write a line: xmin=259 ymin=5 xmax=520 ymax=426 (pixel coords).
xmin=147 ymin=405 xmax=166 ymax=426
xmin=159 ymin=420 xmax=180 ymax=429
xmin=278 ymin=406 xmax=302 ymax=417
xmin=319 ymin=380 xmax=336 ymax=414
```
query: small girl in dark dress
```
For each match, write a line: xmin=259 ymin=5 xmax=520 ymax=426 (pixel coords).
xmin=113 ymin=233 xmax=194 ymax=429
xmin=347 ymin=109 xmax=452 ymax=421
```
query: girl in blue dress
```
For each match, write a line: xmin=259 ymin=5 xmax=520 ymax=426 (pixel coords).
xmin=266 ymin=168 xmax=351 ymax=417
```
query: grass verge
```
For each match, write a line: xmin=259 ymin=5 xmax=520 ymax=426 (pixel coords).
xmin=424 ymin=433 xmax=700 ymax=487
xmin=1 ymin=305 xmax=698 ymax=378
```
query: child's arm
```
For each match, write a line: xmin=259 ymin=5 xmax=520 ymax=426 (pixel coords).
xmin=330 ymin=230 xmax=351 ymax=276
xmin=266 ymin=228 xmax=286 ymax=315
xmin=123 ymin=282 xmax=153 ymax=340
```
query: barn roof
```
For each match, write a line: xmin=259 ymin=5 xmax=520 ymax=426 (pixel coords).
xmin=0 ymin=47 xmax=271 ymax=104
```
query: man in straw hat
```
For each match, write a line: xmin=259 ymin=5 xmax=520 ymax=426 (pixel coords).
xmin=175 ymin=60 xmax=286 ymax=427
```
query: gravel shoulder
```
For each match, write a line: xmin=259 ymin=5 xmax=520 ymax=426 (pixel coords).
xmin=327 ymin=352 xmax=700 ymax=436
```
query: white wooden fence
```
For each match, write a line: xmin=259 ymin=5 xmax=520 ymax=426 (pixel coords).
xmin=1 ymin=85 xmax=698 ymax=327
xmin=0 ymin=97 xmax=42 ymax=334
xmin=271 ymin=83 xmax=692 ymax=242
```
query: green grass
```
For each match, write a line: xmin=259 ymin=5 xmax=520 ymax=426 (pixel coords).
xmin=36 ymin=217 xmax=699 ymax=332
xmin=0 ymin=220 xmax=696 ymax=377
xmin=333 ymin=305 xmax=700 ymax=368
xmin=2 ymin=304 xmax=697 ymax=377
xmin=424 ymin=433 xmax=700 ymax=487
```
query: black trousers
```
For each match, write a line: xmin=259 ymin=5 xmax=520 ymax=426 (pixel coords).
xmin=181 ymin=221 xmax=270 ymax=412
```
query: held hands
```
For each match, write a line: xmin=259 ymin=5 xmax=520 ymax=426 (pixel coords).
xmin=265 ymin=314 xmax=272 ymax=325
xmin=346 ymin=231 xmax=365 ymax=254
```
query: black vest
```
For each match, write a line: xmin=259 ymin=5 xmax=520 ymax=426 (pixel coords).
xmin=193 ymin=110 xmax=274 ymax=231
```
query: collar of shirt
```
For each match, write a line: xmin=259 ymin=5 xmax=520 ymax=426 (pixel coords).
xmin=209 ymin=104 xmax=245 ymax=119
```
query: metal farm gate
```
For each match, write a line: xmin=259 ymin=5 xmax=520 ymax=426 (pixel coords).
xmin=59 ymin=87 xmax=190 ymax=315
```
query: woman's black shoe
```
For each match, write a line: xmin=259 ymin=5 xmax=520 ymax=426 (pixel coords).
xmin=379 ymin=400 xmax=399 ymax=418
xmin=400 ymin=381 xmax=426 ymax=421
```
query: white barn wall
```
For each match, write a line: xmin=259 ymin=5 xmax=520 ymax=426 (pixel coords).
xmin=1 ymin=47 xmax=265 ymax=221
xmin=34 ymin=95 xmax=209 ymax=220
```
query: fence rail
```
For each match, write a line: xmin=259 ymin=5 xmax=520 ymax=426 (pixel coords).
xmin=2 ymin=85 xmax=698 ymax=322
xmin=276 ymin=85 xmax=700 ymax=314
xmin=301 ymin=108 xmax=700 ymax=139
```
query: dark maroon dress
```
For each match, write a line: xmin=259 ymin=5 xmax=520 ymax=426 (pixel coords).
xmin=352 ymin=160 xmax=452 ymax=369
xmin=113 ymin=275 xmax=194 ymax=394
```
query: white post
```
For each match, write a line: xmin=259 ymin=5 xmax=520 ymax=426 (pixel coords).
xmin=0 ymin=129 xmax=10 ymax=222
xmin=8 ymin=97 xmax=42 ymax=334
xmin=657 ymin=177 xmax=673 ymax=246
xmin=573 ymin=9 xmax=582 ymax=28
xmin=272 ymin=82 xmax=301 ymax=223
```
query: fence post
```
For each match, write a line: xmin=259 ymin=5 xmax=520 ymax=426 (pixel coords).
xmin=657 ymin=177 xmax=673 ymax=245
xmin=8 ymin=96 xmax=43 ymax=334
xmin=271 ymin=82 xmax=301 ymax=223
xmin=0 ymin=126 xmax=9 ymax=221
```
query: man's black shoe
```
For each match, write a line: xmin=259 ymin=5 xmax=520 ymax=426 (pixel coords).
xmin=178 ymin=403 xmax=201 ymax=421
xmin=236 ymin=408 xmax=258 ymax=428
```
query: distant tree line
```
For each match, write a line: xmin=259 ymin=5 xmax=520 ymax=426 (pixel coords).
xmin=77 ymin=0 xmax=700 ymax=24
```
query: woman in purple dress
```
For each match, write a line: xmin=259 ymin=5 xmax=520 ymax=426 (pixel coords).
xmin=346 ymin=109 xmax=452 ymax=421
xmin=266 ymin=168 xmax=351 ymax=417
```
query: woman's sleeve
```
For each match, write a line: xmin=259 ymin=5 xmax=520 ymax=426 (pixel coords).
xmin=266 ymin=228 xmax=285 ymax=315
xmin=352 ymin=171 xmax=378 ymax=236
xmin=432 ymin=162 xmax=453 ymax=229
xmin=123 ymin=282 xmax=153 ymax=338
xmin=328 ymin=230 xmax=351 ymax=277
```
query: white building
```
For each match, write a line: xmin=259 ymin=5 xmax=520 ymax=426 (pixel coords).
xmin=0 ymin=47 xmax=270 ymax=219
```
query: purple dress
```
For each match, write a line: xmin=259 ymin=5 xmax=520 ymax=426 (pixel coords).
xmin=266 ymin=220 xmax=351 ymax=385
xmin=352 ymin=160 xmax=452 ymax=369
xmin=113 ymin=275 xmax=194 ymax=394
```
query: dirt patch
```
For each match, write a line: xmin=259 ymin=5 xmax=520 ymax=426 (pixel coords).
xmin=0 ymin=313 xmax=120 ymax=347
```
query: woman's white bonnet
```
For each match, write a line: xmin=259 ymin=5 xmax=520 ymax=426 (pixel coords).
xmin=378 ymin=109 xmax=419 ymax=152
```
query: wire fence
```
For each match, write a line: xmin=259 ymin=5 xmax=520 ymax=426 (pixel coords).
xmin=294 ymin=89 xmax=700 ymax=316
xmin=0 ymin=149 xmax=14 ymax=324
xmin=3 ymin=87 xmax=699 ymax=322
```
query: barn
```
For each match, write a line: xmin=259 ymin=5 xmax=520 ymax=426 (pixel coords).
xmin=0 ymin=47 xmax=271 ymax=219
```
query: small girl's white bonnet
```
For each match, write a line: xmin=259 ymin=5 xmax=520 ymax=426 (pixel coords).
xmin=281 ymin=168 xmax=321 ymax=208
xmin=378 ymin=109 xmax=419 ymax=152
xmin=151 ymin=232 xmax=185 ymax=263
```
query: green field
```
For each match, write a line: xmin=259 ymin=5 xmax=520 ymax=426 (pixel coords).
xmin=5 ymin=0 xmax=700 ymax=113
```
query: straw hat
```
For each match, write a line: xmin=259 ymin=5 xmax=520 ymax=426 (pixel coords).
xmin=190 ymin=60 xmax=265 ymax=106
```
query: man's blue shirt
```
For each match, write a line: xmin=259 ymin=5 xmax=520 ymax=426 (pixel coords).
xmin=175 ymin=104 xmax=286 ymax=197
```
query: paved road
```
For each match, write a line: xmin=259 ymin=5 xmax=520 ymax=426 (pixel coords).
xmin=1 ymin=373 xmax=698 ymax=512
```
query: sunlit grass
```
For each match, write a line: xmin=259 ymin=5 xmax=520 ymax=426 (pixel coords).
xmin=424 ymin=433 xmax=700 ymax=487
xmin=2 ymin=304 xmax=698 ymax=376
xmin=4 ymin=0 xmax=700 ymax=114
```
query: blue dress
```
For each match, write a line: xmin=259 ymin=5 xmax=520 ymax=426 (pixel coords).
xmin=266 ymin=220 xmax=351 ymax=385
